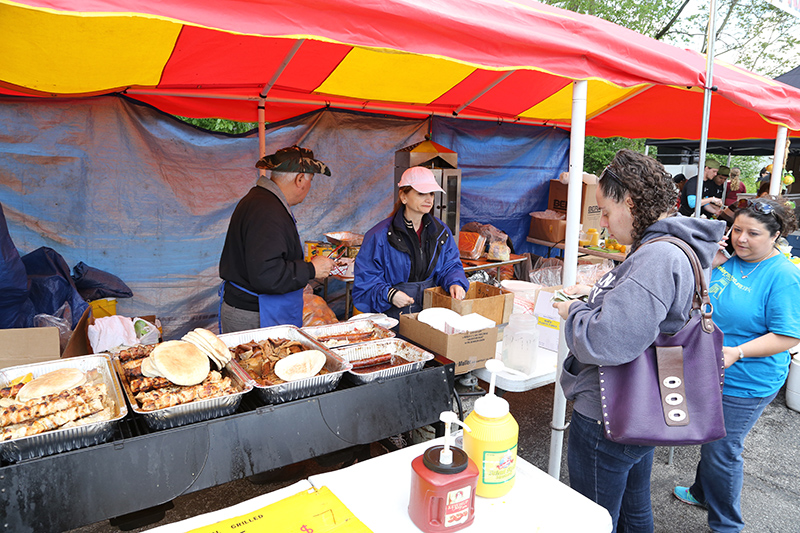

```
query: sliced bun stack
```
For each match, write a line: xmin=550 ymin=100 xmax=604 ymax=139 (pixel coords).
xmin=181 ymin=328 xmax=232 ymax=370
xmin=150 ymin=340 xmax=210 ymax=386
xmin=17 ymin=368 xmax=87 ymax=402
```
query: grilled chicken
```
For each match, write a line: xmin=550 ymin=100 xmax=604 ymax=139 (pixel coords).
xmin=0 ymin=384 xmax=108 ymax=428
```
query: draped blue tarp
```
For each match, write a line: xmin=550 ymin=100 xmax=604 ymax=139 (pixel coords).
xmin=0 ymin=96 xmax=567 ymax=337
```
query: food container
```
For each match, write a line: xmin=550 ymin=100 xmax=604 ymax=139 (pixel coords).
xmin=324 ymin=231 xmax=364 ymax=247
xmin=301 ymin=320 xmax=395 ymax=349
xmin=0 ymin=354 xmax=128 ymax=462
xmin=113 ymin=356 xmax=253 ymax=431
xmin=332 ymin=338 xmax=434 ymax=385
xmin=218 ymin=325 xmax=350 ymax=404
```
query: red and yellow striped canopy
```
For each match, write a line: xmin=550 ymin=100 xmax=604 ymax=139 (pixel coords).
xmin=2 ymin=0 xmax=799 ymax=138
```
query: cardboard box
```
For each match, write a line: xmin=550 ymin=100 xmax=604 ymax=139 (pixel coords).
xmin=529 ymin=214 xmax=567 ymax=243
xmin=532 ymin=286 xmax=562 ymax=351
xmin=548 ymin=179 xmax=601 ymax=230
xmin=423 ymin=282 xmax=514 ymax=324
xmin=399 ymin=313 xmax=497 ymax=375
xmin=0 ymin=327 xmax=61 ymax=369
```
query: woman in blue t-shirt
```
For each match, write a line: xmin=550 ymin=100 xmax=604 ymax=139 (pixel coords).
xmin=674 ymin=197 xmax=800 ymax=533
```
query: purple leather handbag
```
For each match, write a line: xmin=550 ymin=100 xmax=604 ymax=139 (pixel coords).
xmin=599 ymin=236 xmax=726 ymax=446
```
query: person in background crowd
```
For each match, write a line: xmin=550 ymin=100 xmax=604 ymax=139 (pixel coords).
xmin=353 ymin=166 xmax=467 ymax=320
xmin=679 ymin=158 xmax=723 ymax=217
xmin=219 ymin=145 xmax=336 ymax=333
xmin=674 ymin=197 xmax=800 ymax=533
xmin=757 ymin=166 xmax=771 ymax=185
xmin=724 ymin=167 xmax=747 ymax=206
xmin=554 ymin=149 xmax=725 ymax=533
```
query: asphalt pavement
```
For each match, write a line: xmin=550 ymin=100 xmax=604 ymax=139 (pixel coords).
xmin=69 ymin=378 xmax=800 ymax=533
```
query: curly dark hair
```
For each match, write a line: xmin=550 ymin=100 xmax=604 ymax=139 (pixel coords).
xmin=733 ymin=196 xmax=798 ymax=238
xmin=598 ymin=149 xmax=677 ymax=247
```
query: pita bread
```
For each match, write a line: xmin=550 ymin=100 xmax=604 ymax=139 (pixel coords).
xmin=140 ymin=357 xmax=163 ymax=378
xmin=151 ymin=340 xmax=210 ymax=386
xmin=273 ymin=350 xmax=326 ymax=381
xmin=17 ymin=368 xmax=87 ymax=402
xmin=193 ymin=329 xmax=232 ymax=366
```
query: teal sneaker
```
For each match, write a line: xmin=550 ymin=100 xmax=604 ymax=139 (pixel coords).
xmin=673 ymin=486 xmax=707 ymax=509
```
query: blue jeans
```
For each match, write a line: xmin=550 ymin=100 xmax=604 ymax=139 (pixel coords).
xmin=690 ymin=392 xmax=778 ymax=533
xmin=568 ymin=410 xmax=655 ymax=533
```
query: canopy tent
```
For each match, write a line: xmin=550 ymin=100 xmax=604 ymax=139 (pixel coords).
xmin=4 ymin=0 xmax=800 ymax=485
xmin=2 ymin=0 xmax=800 ymax=139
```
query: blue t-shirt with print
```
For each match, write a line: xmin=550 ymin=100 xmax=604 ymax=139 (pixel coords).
xmin=709 ymin=254 xmax=800 ymax=398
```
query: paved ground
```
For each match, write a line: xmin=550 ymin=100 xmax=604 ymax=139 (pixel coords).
xmin=69 ymin=378 xmax=800 ymax=533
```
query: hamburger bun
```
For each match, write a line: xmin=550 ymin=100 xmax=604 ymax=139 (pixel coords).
xmin=17 ymin=367 xmax=87 ymax=402
xmin=273 ymin=349 xmax=326 ymax=381
xmin=151 ymin=340 xmax=210 ymax=386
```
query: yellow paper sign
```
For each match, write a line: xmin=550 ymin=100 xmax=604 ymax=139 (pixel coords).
xmin=188 ymin=486 xmax=372 ymax=533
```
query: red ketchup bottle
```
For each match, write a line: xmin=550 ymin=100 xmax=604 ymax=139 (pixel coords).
xmin=409 ymin=411 xmax=478 ymax=532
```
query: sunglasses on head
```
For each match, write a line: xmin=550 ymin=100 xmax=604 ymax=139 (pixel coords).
xmin=733 ymin=198 xmax=776 ymax=217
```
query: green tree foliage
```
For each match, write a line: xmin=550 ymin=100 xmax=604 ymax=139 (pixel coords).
xmin=177 ymin=117 xmax=257 ymax=135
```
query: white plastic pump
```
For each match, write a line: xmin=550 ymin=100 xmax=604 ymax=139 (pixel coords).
xmin=438 ymin=411 xmax=471 ymax=465
xmin=473 ymin=359 xmax=511 ymax=419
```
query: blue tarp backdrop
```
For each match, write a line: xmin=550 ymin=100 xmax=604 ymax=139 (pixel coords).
xmin=0 ymin=96 xmax=568 ymax=337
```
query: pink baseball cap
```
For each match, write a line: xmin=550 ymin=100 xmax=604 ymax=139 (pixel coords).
xmin=398 ymin=166 xmax=445 ymax=194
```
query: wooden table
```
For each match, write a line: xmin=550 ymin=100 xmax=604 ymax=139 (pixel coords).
xmin=526 ymin=237 xmax=628 ymax=262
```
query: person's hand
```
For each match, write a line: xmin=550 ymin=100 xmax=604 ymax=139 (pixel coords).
xmin=563 ymin=284 xmax=592 ymax=297
xmin=552 ymin=299 xmax=580 ymax=320
xmin=449 ymin=284 xmax=466 ymax=300
xmin=712 ymin=232 xmax=731 ymax=269
xmin=310 ymin=256 xmax=336 ymax=279
xmin=391 ymin=290 xmax=414 ymax=308
xmin=721 ymin=346 xmax=740 ymax=369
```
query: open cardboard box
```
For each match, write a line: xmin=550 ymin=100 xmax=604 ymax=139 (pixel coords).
xmin=399 ymin=312 xmax=497 ymax=375
xmin=422 ymin=281 xmax=514 ymax=325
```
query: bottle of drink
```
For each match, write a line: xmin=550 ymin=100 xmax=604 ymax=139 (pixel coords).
xmin=463 ymin=359 xmax=519 ymax=498
xmin=501 ymin=313 xmax=539 ymax=375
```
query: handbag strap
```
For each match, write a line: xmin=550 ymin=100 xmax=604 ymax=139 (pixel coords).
xmin=641 ymin=236 xmax=714 ymax=334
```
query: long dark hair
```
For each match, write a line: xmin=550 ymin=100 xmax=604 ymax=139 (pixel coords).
xmin=599 ymin=149 xmax=677 ymax=248
xmin=733 ymin=197 xmax=798 ymax=238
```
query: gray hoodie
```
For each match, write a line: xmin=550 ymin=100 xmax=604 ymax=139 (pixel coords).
xmin=560 ymin=215 xmax=726 ymax=422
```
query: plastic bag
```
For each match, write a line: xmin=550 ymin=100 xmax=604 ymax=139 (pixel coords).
xmin=72 ymin=261 xmax=133 ymax=301
xmin=529 ymin=257 xmax=563 ymax=287
xmin=576 ymin=259 xmax=615 ymax=286
xmin=458 ymin=231 xmax=487 ymax=260
xmin=33 ymin=302 xmax=73 ymax=353
xmin=303 ymin=293 xmax=338 ymax=326
xmin=133 ymin=317 xmax=159 ymax=345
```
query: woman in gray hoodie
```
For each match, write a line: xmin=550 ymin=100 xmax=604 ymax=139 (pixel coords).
xmin=554 ymin=149 xmax=725 ymax=532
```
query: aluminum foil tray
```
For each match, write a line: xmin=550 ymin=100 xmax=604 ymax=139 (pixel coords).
xmin=302 ymin=320 xmax=395 ymax=349
xmin=219 ymin=325 xmax=350 ymax=404
xmin=332 ymin=338 xmax=434 ymax=385
xmin=113 ymin=356 xmax=253 ymax=431
xmin=0 ymin=354 xmax=128 ymax=462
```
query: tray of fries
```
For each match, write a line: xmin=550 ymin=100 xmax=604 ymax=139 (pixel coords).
xmin=219 ymin=325 xmax=350 ymax=404
xmin=112 ymin=343 xmax=253 ymax=430
xmin=332 ymin=338 xmax=434 ymax=385
xmin=0 ymin=354 xmax=127 ymax=462
xmin=301 ymin=320 xmax=395 ymax=349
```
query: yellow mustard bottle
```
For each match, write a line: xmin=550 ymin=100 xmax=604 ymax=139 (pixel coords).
xmin=463 ymin=359 xmax=519 ymax=498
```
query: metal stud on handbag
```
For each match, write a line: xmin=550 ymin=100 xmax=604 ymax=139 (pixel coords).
xmin=599 ymin=236 xmax=727 ymax=446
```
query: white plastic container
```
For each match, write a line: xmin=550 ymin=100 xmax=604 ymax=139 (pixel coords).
xmin=786 ymin=356 xmax=800 ymax=413
xmin=500 ymin=280 xmax=541 ymax=315
xmin=501 ymin=313 xmax=539 ymax=375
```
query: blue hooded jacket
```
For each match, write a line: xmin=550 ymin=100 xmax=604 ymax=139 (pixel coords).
xmin=353 ymin=210 xmax=468 ymax=314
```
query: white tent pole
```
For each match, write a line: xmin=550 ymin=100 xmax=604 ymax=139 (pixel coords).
xmin=770 ymin=125 xmax=789 ymax=196
xmin=694 ymin=0 xmax=717 ymax=218
xmin=548 ymin=79 xmax=587 ymax=479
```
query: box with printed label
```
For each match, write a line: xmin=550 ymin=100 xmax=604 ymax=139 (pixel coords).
xmin=532 ymin=285 xmax=562 ymax=352
xmin=399 ymin=313 xmax=497 ymax=375
xmin=548 ymin=179 xmax=601 ymax=230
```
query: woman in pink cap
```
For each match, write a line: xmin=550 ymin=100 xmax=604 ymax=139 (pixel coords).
xmin=353 ymin=166 xmax=468 ymax=320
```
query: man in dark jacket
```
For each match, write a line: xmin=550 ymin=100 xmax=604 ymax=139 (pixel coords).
xmin=679 ymin=158 xmax=724 ymax=217
xmin=219 ymin=145 xmax=335 ymax=332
